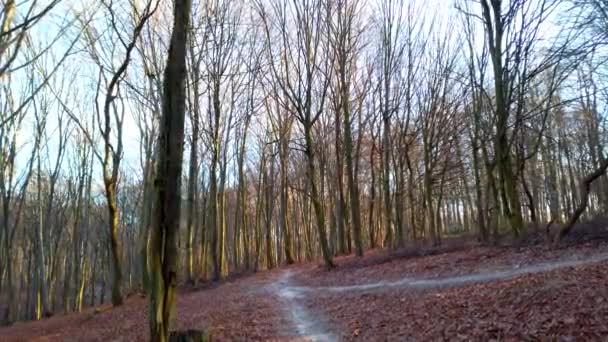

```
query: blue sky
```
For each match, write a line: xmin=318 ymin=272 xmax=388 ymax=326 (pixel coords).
xmin=7 ymin=0 xmax=598 ymax=194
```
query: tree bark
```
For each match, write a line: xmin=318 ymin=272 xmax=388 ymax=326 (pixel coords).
xmin=480 ymin=0 xmax=525 ymax=237
xmin=304 ymin=124 xmax=334 ymax=268
xmin=148 ymin=0 xmax=191 ymax=340
xmin=185 ymin=77 xmax=199 ymax=284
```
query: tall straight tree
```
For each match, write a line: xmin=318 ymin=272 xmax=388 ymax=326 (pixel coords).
xmin=266 ymin=80 xmax=296 ymax=264
xmin=376 ymin=0 xmax=406 ymax=247
xmin=184 ymin=19 xmax=206 ymax=284
xmin=330 ymin=0 xmax=365 ymax=256
xmin=203 ymin=0 xmax=242 ymax=280
xmin=148 ymin=0 xmax=191 ymax=340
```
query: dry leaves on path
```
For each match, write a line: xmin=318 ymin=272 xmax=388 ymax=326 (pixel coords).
xmin=292 ymin=241 xmax=608 ymax=287
xmin=0 ymin=270 xmax=294 ymax=342
xmin=292 ymin=243 xmax=608 ymax=341
xmin=2 ymin=241 xmax=607 ymax=341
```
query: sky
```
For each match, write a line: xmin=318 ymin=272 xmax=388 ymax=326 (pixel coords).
xmin=6 ymin=0 xmax=592 ymax=194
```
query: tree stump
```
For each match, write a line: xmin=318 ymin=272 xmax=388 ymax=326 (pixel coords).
xmin=169 ymin=329 xmax=211 ymax=342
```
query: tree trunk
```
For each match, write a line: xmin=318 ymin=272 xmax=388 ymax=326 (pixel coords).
xmin=279 ymin=137 xmax=294 ymax=264
xmin=334 ymin=108 xmax=347 ymax=255
xmin=148 ymin=0 xmax=190 ymax=339
xmin=344 ymin=99 xmax=363 ymax=256
xmin=381 ymin=116 xmax=393 ymax=247
xmin=105 ymin=185 xmax=123 ymax=306
xmin=368 ymin=142 xmax=377 ymax=248
xmin=262 ymin=153 xmax=274 ymax=270
xmin=304 ymin=124 xmax=334 ymax=268
xmin=35 ymin=153 xmax=50 ymax=318
xmin=481 ymin=0 xmax=525 ymax=237
xmin=185 ymin=106 xmax=199 ymax=284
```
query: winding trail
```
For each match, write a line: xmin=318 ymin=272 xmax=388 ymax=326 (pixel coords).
xmin=272 ymin=270 xmax=338 ymax=342
xmin=272 ymin=252 xmax=608 ymax=340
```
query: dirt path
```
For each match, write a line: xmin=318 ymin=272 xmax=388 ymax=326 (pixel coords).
xmin=271 ymin=270 xmax=338 ymax=342
xmin=284 ymin=252 xmax=608 ymax=295
xmin=273 ymin=251 xmax=608 ymax=341
xmin=1 ymin=249 xmax=606 ymax=341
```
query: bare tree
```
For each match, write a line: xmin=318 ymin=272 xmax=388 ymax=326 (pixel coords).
xmin=70 ymin=0 xmax=159 ymax=306
xmin=257 ymin=0 xmax=336 ymax=268
xmin=148 ymin=0 xmax=191 ymax=339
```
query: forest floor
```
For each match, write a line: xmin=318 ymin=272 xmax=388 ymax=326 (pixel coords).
xmin=2 ymin=237 xmax=608 ymax=341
